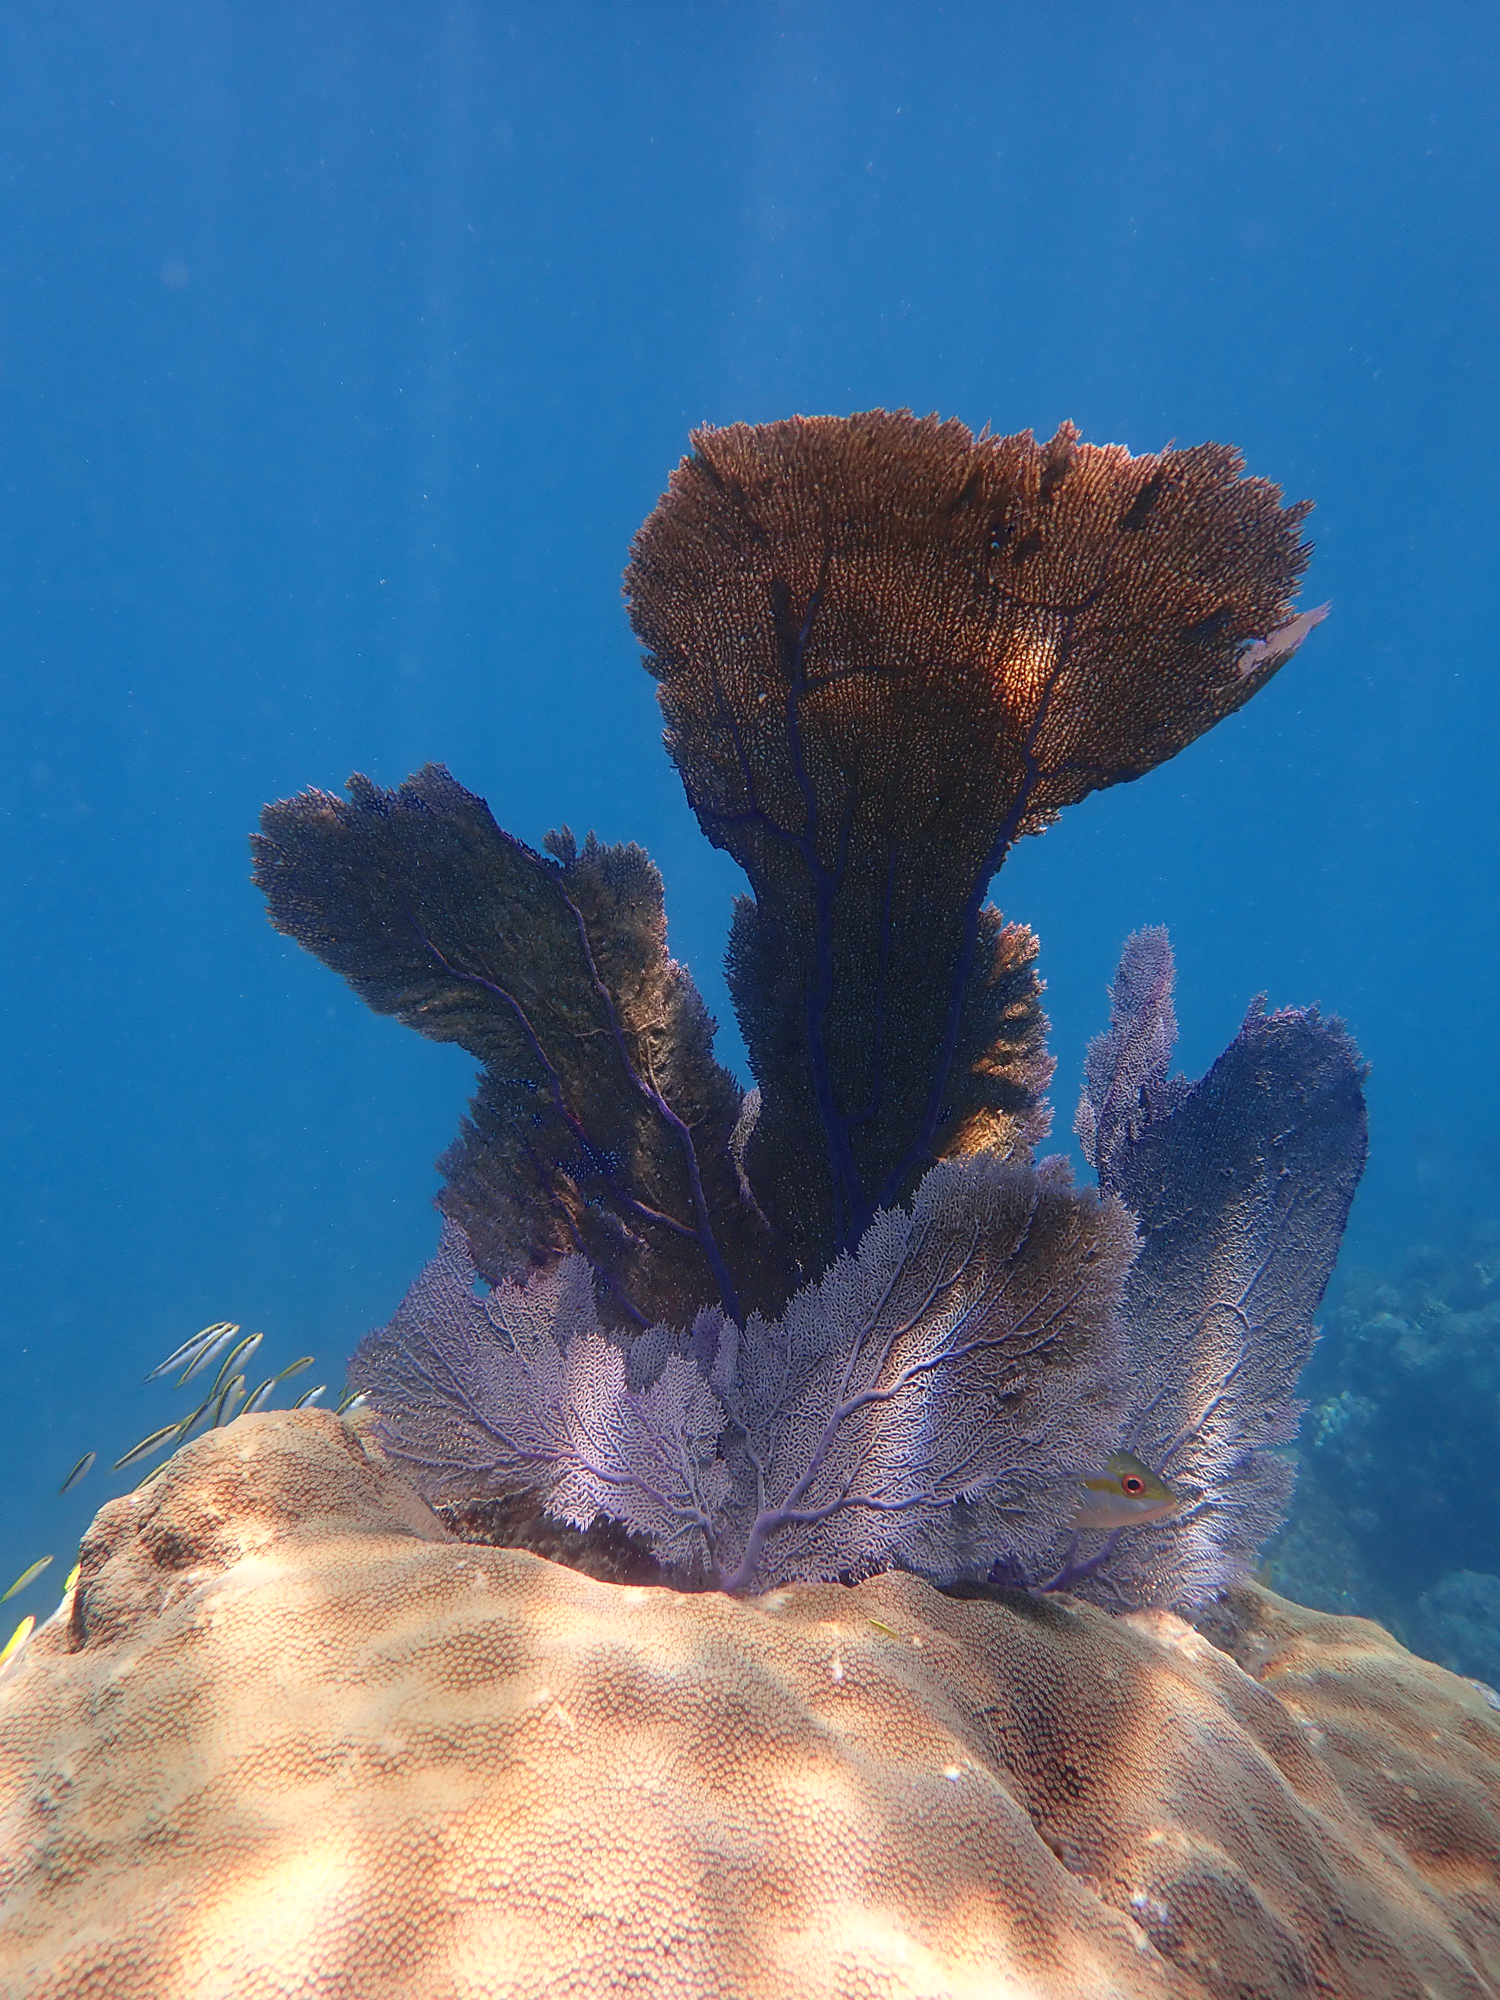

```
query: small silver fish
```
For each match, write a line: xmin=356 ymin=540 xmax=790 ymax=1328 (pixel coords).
xmin=59 ymin=1450 xmax=95 ymax=1495
xmin=240 ymin=1377 xmax=277 ymax=1416
xmin=1073 ymin=1450 xmax=1182 ymax=1530
xmin=167 ymin=1386 xmax=221 ymax=1451
xmin=0 ymin=1555 xmax=53 ymax=1604
xmin=177 ymin=1322 xmax=245 ymax=1385
xmin=206 ymin=1333 xmax=263 ymax=1402
xmin=241 ymin=1355 xmax=318 ymax=1416
xmin=209 ymin=1374 xmax=247 ymax=1428
xmin=114 ymin=1421 xmax=187 ymax=1470
xmin=145 ymin=1320 xmax=239 ymax=1384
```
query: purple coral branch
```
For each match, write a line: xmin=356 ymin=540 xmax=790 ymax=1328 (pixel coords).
xmin=565 ymin=1393 xmax=720 ymax=1537
xmin=699 ymin=566 xmax=878 ymax=1249
xmin=718 ymin=1213 xmax=1083 ymax=1594
xmin=1056 ymin=972 xmax=1368 ymax=1611
xmin=846 ymin=841 xmax=898 ymax=1137
xmin=773 ymin=560 xmax=882 ymax=1248
xmin=1076 ymin=927 xmax=1177 ymax=1181
xmin=1037 ymin=1528 xmax=1124 ymax=1595
xmin=351 ymin=1229 xmax=733 ymax=1565
xmin=523 ymin=1138 xmax=651 ymax=1328
xmin=357 ymin=1155 xmax=1128 ymax=1596
xmin=1153 ymin=1191 xmax=1307 ymax=1469
xmin=691 ymin=593 xmax=870 ymax=1246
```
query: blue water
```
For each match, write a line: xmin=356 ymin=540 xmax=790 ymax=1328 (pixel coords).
xmin=2 ymin=6 xmax=1495 ymax=1596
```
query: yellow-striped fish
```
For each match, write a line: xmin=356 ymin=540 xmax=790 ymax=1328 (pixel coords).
xmin=113 ymin=1421 xmax=185 ymax=1471
xmin=1073 ymin=1451 xmax=1182 ymax=1530
xmin=146 ymin=1320 xmax=239 ymax=1385
xmin=0 ymin=1555 xmax=53 ymax=1604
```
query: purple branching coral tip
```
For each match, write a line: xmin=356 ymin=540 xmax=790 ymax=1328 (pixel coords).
xmin=1075 ymin=925 xmax=1186 ymax=1182
xmin=1052 ymin=937 xmax=1369 ymax=1611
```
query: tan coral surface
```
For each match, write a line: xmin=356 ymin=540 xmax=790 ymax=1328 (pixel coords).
xmin=1 ymin=1411 xmax=1497 ymax=2000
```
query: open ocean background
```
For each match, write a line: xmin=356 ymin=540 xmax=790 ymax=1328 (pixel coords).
xmin=1 ymin=6 xmax=1495 ymax=1605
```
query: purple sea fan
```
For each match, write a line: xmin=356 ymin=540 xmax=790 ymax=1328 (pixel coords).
xmin=1075 ymin=925 xmax=1186 ymax=1186
xmin=352 ymin=1155 xmax=1135 ymax=1595
xmin=660 ymin=1153 xmax=1134 ymax=1593
xmin=348 ymin=1223 xmax=732 ymax=1573
xmin=1057 ymin=943 xmax=1368 ymax=1611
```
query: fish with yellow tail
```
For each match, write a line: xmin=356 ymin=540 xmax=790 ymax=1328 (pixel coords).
xmin=1073 ymin=1450 xmax=1182 ymax=1530
xmin=0 ymin=1615 xmax=35 ymax=1675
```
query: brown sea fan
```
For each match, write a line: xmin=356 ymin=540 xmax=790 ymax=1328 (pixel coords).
xmin=626 ymin=409 xmax=1314 ymax=1272
xmin=252 ymin=766 xmax=780 ymax=1330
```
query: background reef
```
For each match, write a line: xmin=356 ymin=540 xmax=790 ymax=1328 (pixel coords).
xmin=1268 ymin=1226 xmax=1500 ymax=1686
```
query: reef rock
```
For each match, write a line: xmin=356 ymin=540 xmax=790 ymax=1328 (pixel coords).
xmin=1 ymin=1413 xmax=1497 ymax=2000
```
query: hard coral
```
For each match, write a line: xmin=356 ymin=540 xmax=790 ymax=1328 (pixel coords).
xmin=2 ymin=1414 xmax=1496 ymax=2000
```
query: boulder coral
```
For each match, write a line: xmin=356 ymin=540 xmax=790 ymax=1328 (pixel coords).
xmin=1 ymin=1411 xmax=1497 ymax=2000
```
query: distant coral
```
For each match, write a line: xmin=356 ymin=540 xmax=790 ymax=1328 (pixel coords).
xmin=256 ymin=408 xmax=1344 ymax=1610
xmin=1418 ymin=1570 xmax=1500 ymax=1691
xmin=1276 ymin=1222 xmax=1500 ymax=1634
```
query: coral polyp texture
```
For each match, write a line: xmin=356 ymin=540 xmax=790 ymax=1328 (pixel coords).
xmin=2 ymin=1415 xmax=1497 ymax=2000
xmin=254 ymin=408 xmax=1354 ymax=1607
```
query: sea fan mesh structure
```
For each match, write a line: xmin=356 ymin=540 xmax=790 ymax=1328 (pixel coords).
xmin=1055 ymin=939 xmax=1368 ymax=1609
xmin=626 ymin=411 xmax=1311 ymax=1269
xmin=1075 ymin=925 xmax=1185 ymax=1180
xmin=253 ymin=766 xmax=780 ymax=1329
xmin=350 ymin=1153 xmax=1135 ymax=1594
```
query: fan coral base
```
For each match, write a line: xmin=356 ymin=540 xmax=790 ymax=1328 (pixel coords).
xmin=1 ymin=1413 xmax=1496 ymax=2000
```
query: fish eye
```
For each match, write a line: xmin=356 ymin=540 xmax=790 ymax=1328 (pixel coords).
xmin=1121 ymin=1474 xmax=1146 ymax=1495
